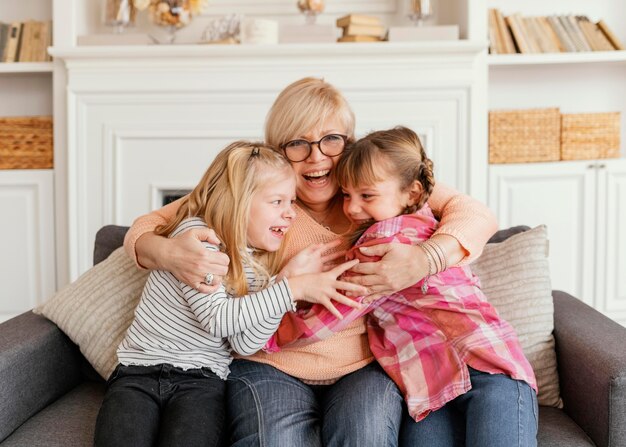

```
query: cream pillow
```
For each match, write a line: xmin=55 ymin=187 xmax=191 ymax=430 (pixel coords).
xmin=34 ymin=247 xmax=148 ymax=379
xmin=472 ymin=225 xmax=562 ymax=408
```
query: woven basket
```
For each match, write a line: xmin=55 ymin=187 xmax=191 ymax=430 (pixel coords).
xmin=0 ymin=116 xmax=53 ymax=169
xmin=561 ymin=112 xmax=621 ymax=160
xmin=489 ymin=108 xmax=561 ymax=164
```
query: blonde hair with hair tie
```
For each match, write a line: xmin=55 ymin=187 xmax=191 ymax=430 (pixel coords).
xmin=155 ymin=141 xmax=293 ymax=295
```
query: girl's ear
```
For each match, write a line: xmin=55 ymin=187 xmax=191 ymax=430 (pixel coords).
xmin=406 ymin=180 xmax=423 ymax=207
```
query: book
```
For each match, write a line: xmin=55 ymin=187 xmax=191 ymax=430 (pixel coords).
xmin=494 ymin=10 xmax=516 ymax=54
xmin=488 ymin=9 xmax=500 ymax=54
xmin=342 ymin=24 xmax=386 ymax=38
xmin=3 ymin=22 xmax=23 ymax=63
xmin=17 ymin=21 xmax=36 ymax=62
xmin=577 ymin=17 xmax=603 ymax=51
xmin=546 ymin=16 xmax=577 ymax=52
xmin=0 ymin=22 xmax=10 ymax=62
xmin=581 ymin=18 xmax=615 ymax=51
xmin=505 ymin=14 xmax=532 ymax=54
xmin=597 ymin=20 xmax=625 ymax=50
xmin=566 ymin=15 xmax=592 ymax=51
xmin=338 ymin=35 xmax=382 ymax=43
xmin=336 ymin=14 xmax=381 ymax=28
xmin=537 ymin=16 xmax=564 ymax=52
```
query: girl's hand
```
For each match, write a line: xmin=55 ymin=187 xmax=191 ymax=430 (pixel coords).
xmin=287 ymin=259 xmax=366 ymax=320
xmin=157 ymin=228 xmax=230 ymax=293
xmin=279 ymin=239 xmax=346 ymax=278
xmin=345 ymin=243 xmax=429 ymax=301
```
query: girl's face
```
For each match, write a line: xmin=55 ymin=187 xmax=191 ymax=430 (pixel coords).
xmin=288 ymin=116 xmax=346 ymax=209
xmin=342 ymin=177 xmax=413 ymax=224
xmin=247 ymin=169 xmax=297 ymax=252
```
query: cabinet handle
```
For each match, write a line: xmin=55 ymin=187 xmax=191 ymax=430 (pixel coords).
xmin=588 ymin=164 xmax=596 ymax=169
xmin=598 ymin=164 xmax=606 ymax=169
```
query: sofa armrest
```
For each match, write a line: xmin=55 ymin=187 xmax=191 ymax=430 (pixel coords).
xmin=0 ymin=311 xmax=85 ymax=442
xmin=553 ymin=291 xmax=626 ymax=447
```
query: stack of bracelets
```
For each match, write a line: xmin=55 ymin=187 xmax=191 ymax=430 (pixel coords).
xmin=416 ymin=239 xmax=448 ymax=294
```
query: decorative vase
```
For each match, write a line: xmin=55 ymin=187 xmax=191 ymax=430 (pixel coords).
xmin=297 ymin=0 xmax=325 ymax=25
xmin=103 ymin=0 xmax=137 ymax=33
xmin=408 ymin=0 xmax=434 ymax=26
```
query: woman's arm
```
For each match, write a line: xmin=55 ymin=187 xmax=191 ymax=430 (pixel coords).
xmin=348 ymin=183 xmax=497 ymax=298
xmin=123 ymin=196 xmax=230 ymax=293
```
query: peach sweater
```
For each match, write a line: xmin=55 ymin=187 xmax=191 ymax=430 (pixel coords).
xmin=124 ymin=182 xmax=497 ymax=382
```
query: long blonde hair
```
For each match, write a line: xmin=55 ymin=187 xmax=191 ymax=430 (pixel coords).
xmin=155 ymin=141 xmax=293 ymax=295
xmin=336 ymin=126 xmax=436 ymax=245
xmin=265 ymin=77 xmax=356 ymax=148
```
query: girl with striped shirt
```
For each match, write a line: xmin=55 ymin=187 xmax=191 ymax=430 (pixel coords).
xmin=94 ymin=141 xmax=364 ymax=447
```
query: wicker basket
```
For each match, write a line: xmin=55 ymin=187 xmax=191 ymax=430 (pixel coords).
xmin=489 ymin=108 xmax=561 ymax=164
xmin=0 ymin=116 xmax=53 ymax=169
xmin=561 ymin=112 xmax=621 ymax=160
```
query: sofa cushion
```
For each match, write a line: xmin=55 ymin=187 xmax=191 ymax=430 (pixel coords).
xmin=33 ymin=248 xmax=148 ymax=379
xmin=0 ymin=382 xmax=104 ymax=447
xmin=472 ymin=225 xmax=562 ymax=407
xmin=94 ymin=225 xmax=130 ymax=265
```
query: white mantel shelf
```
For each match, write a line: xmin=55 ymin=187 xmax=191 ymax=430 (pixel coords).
xmin=51 ymin=41 xmax=487 ymax=61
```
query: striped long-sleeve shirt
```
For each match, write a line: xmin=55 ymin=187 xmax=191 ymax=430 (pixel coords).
xmin=117 ymin=217 xmax=295 ymax=379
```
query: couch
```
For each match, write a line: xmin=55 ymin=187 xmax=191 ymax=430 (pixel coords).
xmin=1 ymin=225 xmax=625 ymax=446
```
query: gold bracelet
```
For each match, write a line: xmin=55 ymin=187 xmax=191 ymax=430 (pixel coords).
xmin=422 ymin=239 xmax=448 ymax=273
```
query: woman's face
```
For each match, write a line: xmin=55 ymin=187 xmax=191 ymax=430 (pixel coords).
xmin=288 ymin=116 xmax=346 ymax=208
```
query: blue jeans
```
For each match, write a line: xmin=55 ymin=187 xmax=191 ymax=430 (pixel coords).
xmin=226 ymin=359 xmax=403 ymax=447
xmin=399 ymin=368 xmax=538 ymax=447
xmin=94 ymin=364 xmax=226 ymax=447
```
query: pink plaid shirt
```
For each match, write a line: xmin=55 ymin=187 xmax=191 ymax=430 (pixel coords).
xmin=266 ymin=206 xmax=537 ymax=421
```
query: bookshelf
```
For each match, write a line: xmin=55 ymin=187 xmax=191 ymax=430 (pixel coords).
xmin=0 ymin=0 xmax=56 ymax=321
xmin=486 ymin=0 xmax=626 ymax=324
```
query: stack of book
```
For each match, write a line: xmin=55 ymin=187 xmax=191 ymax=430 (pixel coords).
xmin=336 ymin=14 xmax=386 ymax=42
xmin=488 ymin=10 xmax=624 ymax=54
xmin=0 ymin=21 xmax=53 ymax=63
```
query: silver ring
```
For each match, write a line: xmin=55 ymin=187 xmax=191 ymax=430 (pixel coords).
xmin=204 ymin=272 xmax=214 ymax=285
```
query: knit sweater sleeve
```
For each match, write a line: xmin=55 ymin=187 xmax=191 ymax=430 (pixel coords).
xmin=427 ymin=182 xmax=498 ymax=264
xmin=123 ymin=196 xmax=185 ymax=267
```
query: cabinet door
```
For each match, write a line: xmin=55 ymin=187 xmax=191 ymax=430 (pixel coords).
xmin=596 ymin=159 xmax=626 ymax=325
xmin=488 ymin=162 xmax=596 ymax=305
xmin=0 ymin=170 xmax=56 ymax=322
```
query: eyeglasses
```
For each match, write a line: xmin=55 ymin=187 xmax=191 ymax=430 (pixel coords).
xmin=280 ymin=134 xmax=348 ymax=163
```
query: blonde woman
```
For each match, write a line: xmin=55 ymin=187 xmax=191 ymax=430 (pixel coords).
xmin=124 ymin=78 xmax=498 ymax=446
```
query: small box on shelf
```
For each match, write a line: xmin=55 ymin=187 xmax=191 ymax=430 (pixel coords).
xmin=561 ymin=112 xmax=621 ymax=160
xmin=489 ymin=108 xmax=561 ymax=164
xmin=0 ymin=116 xmax=53 ymax=169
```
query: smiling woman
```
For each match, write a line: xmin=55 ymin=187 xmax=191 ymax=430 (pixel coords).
xmin=123 ymin=77 xmax=499 ymax=446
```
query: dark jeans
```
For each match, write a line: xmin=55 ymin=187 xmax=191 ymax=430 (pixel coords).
xmin=94 ymin=364 xmax=226 ymax=447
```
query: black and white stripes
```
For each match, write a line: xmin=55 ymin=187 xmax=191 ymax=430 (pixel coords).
xmin=117 ymin=218 xmax=295 ymax=380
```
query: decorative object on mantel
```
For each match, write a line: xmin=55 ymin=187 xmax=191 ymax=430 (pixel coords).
xmin=388 ymin=0 xmax=458 ymax=42
xmin=103 ymin=0 xmax=137 ymax=34
xmin=201 ymin=14 xmax=241 ymax=44
xmin=336 ymin=14 xmax=385 ymax=42
xmin=133 ymin=0 xmax=207 ymax=43
xmin=280 ymin=0 xmax=335 ymax=44
xmin=240 ymin=18 xmax=279 ymax=45
xmin=0 ymin=116 xmax=53 ymax=170
xmin=297 ymin=0 xmax=325 ymax=25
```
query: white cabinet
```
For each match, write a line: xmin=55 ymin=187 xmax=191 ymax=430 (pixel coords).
xmin=489 ymin=159 xmax=626 ymax=326
xmin=0 ymin=170 xmax=56 ymax=322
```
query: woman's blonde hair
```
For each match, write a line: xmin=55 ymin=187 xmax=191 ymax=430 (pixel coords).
xmin=155 ymin=141 xmax=293 ymax=295
xmin=336 ymin=126 xmax=436 ymax=244
xmin=265 ymin=77 xmax=356 ymax=148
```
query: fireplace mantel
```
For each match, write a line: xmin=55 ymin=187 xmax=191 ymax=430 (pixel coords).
xmin=52 ymin=41 xmax=488 ymax=279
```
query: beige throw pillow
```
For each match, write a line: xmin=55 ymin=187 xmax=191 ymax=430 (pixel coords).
xmin=472 ymin=225 xmax=562 ymax=408
xmin=34 ymin=247 xmax=148 ymax=379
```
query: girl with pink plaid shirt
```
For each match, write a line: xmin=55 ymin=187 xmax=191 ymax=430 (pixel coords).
xmin=267 ymin=126 xmax=539 ymax=446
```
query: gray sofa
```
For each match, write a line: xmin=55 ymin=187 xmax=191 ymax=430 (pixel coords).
xmin=1 ymin=225 xmax=625 ymax=446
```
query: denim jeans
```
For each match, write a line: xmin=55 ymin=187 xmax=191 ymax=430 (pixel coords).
xmin=399 ymin=367 xmax=539 ymax=447
xmin=94 ymin=364 xmax=226 ymax=447
xmin=226 ymin=359 xmax=403 ymax=447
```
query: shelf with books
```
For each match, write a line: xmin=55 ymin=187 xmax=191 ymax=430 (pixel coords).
xmin=0 ymin=61 xmax=53 ymax=73
xmin=488 ymin=50 xmax=626 ymax=66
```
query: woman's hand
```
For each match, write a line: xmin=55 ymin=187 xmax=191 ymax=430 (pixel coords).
xmin=279 ymin=239 xmax=346 ymax=279
xmin=345 ymin=234 xmax=465 ymax=301
xmin=136 ymin=228 xmax=230 ymax=293
xmin=287 ymin=259 xmax=366 ymax=320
